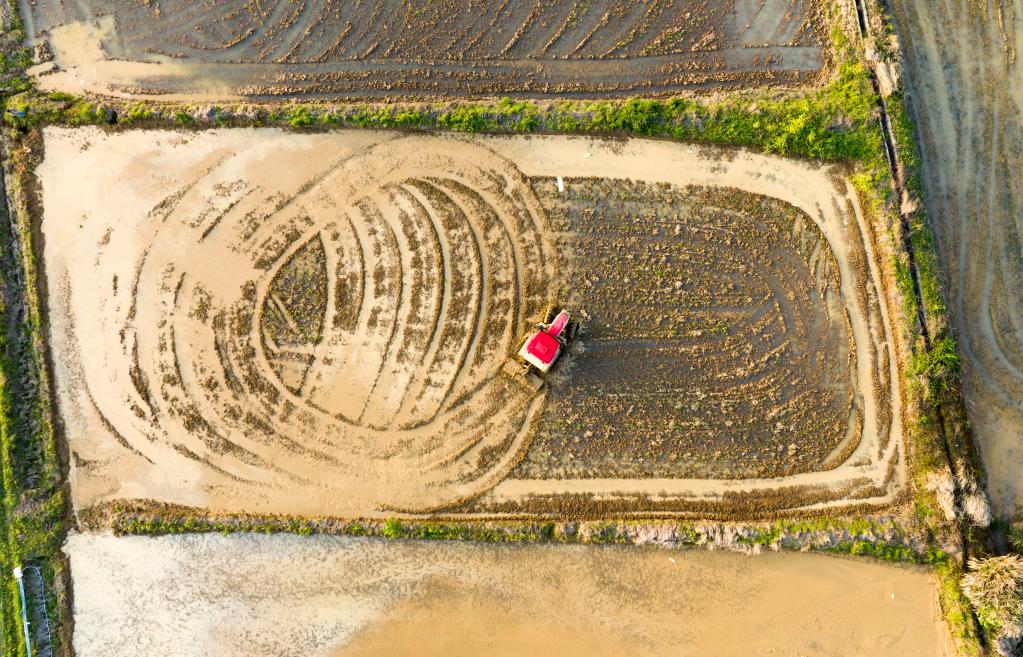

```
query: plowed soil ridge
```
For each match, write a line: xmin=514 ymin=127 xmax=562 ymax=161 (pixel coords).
xmin=23 ymin=0 xmax=828 ymax=98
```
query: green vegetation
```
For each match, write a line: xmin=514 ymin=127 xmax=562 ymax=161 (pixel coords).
xmin=0 ymin=48 xmax=30 ymax=75
xmin=888 ymin=92 xmax=948 ymax=322
xmin=0 ymin=0 xmax=32 ymax=97
xmin=380 ymin=518 xmax=559 ymax=543
xmin=116 ymin=514 xmax=565 ymax=543
xmin=118 ymin=515 xmax=319 ymax=537
xmin=1010 ymin=522 xmax=1023 ymax=554
xmin=111 ymin=510 xmax=944 ymax=566
xmin=938 ymin=561 xmax=988 ymax=657
xmin=913 ymin=335 xmax=963 ymax=400
xmin=0 ymin=144 xmax=65 ymax=657
xmin=123 ymin=103 xmax=154 ymax=123
xmin=287 ymin=105 xmax=314 ymax=128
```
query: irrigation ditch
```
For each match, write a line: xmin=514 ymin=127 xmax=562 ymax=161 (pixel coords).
xmin=858 ymin=0 xmax=987 ymax=560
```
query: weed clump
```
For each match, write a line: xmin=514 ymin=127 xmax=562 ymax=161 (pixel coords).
xmin=1009 ymin=523 xmax=1023 ymax=554
xmin=925 ymin=470 xmax=957 ymax=522
xmin=961 ymin=555 xmax=1023 ymax=653
xmin=912 ymin=334 xmax=961 ymax=400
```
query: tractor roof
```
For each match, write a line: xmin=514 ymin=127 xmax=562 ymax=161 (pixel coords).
xmin=525 ymin=330 xmax=561 ymax=365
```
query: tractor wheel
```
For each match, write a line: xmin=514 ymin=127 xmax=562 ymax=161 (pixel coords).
xmin=568 ymin=320 xmax=580 ymax=340
xmin=543 ymin=304 xmax=557 ymax=324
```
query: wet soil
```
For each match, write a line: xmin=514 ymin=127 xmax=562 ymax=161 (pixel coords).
xmin=65 ymin=532 xmax=952 ymax=657
xmin=516 ymin=179 xmax=855 ymax=480
xmin=23 ymin=0 xmax=829 ymax=99
xmin=37 ymin=129 xmax=902 ymax=518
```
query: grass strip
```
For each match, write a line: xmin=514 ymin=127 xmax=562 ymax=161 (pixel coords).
xmin=0 ymin=135 xmax=66 ymax=657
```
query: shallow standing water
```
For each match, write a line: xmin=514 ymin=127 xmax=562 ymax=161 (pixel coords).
xmin=66 ymin=533 xmax=950 ymax=657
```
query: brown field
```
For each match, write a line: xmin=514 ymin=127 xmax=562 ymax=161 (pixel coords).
xmin=890 ymin=0 xmax=1023 ymax=518
xmin=39 ymin=127 xmax=902 ymax=518
xmin=22 ymin=0 xmax=828 ymax=99
xmin=517 ymin=180 xmax=855 ymax=481
xmin=65 ymin=533 xmax=952 ymax=657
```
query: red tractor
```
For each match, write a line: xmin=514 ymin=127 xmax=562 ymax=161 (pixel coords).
xmin=507 ymin=307 xmax=578 ymax=389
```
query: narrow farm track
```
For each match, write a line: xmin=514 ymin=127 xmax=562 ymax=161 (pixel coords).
xmin=889 ymin=0 xmax=1023 ymax=517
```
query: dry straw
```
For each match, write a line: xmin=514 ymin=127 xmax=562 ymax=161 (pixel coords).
xmin=961 ymin=555 xmax=1023 ymax=655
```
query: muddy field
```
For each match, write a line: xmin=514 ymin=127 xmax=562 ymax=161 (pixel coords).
xmin=22 ymin=0 xmax=828 ymax=99
xmin=65 ymin=533 xmax=952 ymax=657
xmin=890 ymin=0 xmax=1023 ymax=518
xmin=517 ymin=179 xmax=855 ymax=480
xmin=39 ymin=128 xmax=902 ymax=518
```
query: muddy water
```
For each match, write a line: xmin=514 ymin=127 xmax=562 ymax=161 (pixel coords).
xmin=66 ymin=533 xmax=951 ymax=657
xmin=889 ymin=0 xmax=1023 ymax=517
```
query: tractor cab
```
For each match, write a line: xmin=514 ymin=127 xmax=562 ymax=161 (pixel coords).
xmin=519 ymin=310 xmax=570 ymax=372
xmin=506 ymin=308 xmax=578 ymax=389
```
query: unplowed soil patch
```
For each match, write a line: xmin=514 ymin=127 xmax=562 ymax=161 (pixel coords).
xmin=23 ymin=0 xmax=828 ymax=99
xmin=38 ymin=128 xmax=903 ymax=517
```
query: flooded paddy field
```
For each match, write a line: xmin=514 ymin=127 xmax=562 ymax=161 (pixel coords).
xmin=21 ymin=0 xmax=829 ymax=99
xmin=37 ymin=128 xmax=902 ymax=519
xmin=66 ymin=533 xmax=951 ymax=657
xmin=889 ymin=0 xmax=1023 ymax=518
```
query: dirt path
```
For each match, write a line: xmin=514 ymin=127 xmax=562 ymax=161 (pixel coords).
xmin=65 ymin=532 xmax=952 ymax=657
xmin=23 ymin=0 xmax=828 ymax=99
xmin=889 ymin=0 xmax=1023 ymax=518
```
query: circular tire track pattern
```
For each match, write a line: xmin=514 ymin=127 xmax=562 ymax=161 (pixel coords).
xmin=59 ymin=135 xmax=557 ymax=512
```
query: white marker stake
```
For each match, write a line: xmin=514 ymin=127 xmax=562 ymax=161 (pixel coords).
xmin=13 ymin=567 xmax=31 ymax=657
xmin=557 ymin=176 xmax=564 ymax=193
